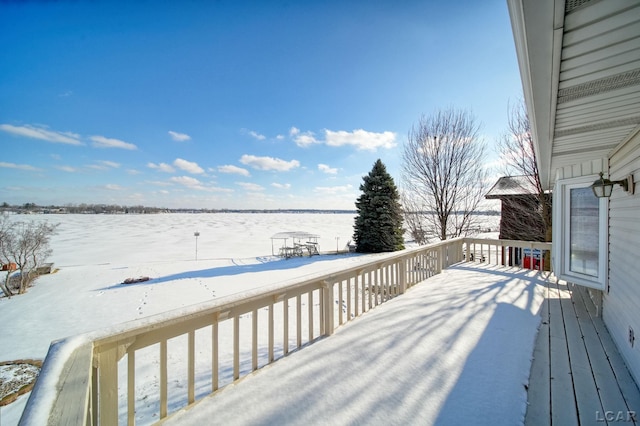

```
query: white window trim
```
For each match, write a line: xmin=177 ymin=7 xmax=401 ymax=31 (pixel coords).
xmin=552 ymin=175 xmax=608 ymax=290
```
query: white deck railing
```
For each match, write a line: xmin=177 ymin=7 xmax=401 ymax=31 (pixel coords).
xmin=20 ymin=238 xmax=550 ymax=425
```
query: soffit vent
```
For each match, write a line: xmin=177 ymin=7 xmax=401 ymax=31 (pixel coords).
xmin=554 ymin=116 xmax=640 ymax=138
xmin=557 ymin=69 xmax=640 ymax=104
xmin=565 ymin=0 xmax=594 ymax=13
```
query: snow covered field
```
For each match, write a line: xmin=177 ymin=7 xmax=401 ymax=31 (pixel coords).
xmin=0 ymin=212 xmax=369 ymax=424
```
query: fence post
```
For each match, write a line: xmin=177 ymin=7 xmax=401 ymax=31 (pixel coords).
xmin=322 ymin=280 xmax=334 ymax=336
xmin=96 ymin=346 xmax=119 ymax=425
xmin=399 ymin=260 xmax=407 ymax=294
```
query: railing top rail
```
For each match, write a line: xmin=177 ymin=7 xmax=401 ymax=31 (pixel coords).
xmin=462 ymin=238 xmax=551 ymax=249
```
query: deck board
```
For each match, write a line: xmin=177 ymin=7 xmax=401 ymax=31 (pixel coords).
xmin=526 ymin=279 xmax=640 ymax=425
xmin=572 ymin=284 xmax=640 ymax=423
xmin=548 ymin=281 xmax=579 ymax=426
xmin=572 ymin=285 xmax=630 ymax=422
xmin=524 ymin=285 xmax=551 ymax=426
xmin=561 ymin=283 xmax=604 ymax=424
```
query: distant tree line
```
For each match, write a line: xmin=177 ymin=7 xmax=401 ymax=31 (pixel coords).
xmin=0 ymin=203 xmax=358 ymax=215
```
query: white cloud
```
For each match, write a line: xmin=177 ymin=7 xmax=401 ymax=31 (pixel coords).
xmin=56 ymin=166 xmax=77 ymax=173
xmin=318 ymin=163 xmax=338 ymax=174
xmin=271 ymin=182 xmax=291 ymax=190
xmin=314 ymin=184 xmax=354 ymax=194
xmin=51 ymin=154 xmax=61 ymax=160
xmin=170 ymin=176 xmax=205 ymax=189
xmin=95 ymin=160 xmax=120 ymax=169
xmin=218 ymin=165 xmax=251 ymax=177
xmin=104 ymin=184 xmax=123 ymax=191
xmin=248 ymin=130 xmax=266 ymax=140
xmin=127 ymin=169 xmax=142 ymax=175
xmin=168 ymin=131 xmax=191 ymax=142
xmin=209 ymin=186 xmax=235 ymax=193
xmin=87 ymin=161 xmax=120 ymax=171
xmin=90 ymin=135 xmax=137 ymax=150
xmin=240 ymin=155 xmax=300 ymax=172
xmin=276 ymin=135 xmax=285 ymax=140
xmin=0 ymin=124 xmax=82 ymax=145
xmin=147 ymin=180 xmax=173 ymax=187
xmin=236 ymin=182 xmax=265 ymax=191
xmin=289 ymin=126 xmax=318 ymax=147
xmin=324 ymin=129 xmax=396 ymax=151
xmin=148 ymin=162 xmax=176 ymax=173
xmin=174 ymin=158 xmax=204 ymax=174
xmin=0 ymin=161 xmax=40 ymax=171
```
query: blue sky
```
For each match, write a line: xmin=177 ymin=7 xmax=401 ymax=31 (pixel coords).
xmin=0 ymin=1 xmax=522 ymax=210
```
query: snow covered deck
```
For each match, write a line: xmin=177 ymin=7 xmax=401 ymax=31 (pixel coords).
xmin=159 ymin=264 xmax=640 ymax=425
xmin=163 ymin=263 xmax=550 ymax=425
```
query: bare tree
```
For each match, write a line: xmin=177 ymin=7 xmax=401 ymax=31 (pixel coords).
xmin=402 ymin=108 xmax=488 ymax=241
xmin=497 ymin=101 xmax=552 ymax=242
xmin=401 ymin=192 xmax=430 ymax=245
xmin=0 ymin=215 xmax=59 ymax=297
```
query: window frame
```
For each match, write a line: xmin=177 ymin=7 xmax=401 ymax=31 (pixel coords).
xmin=552 ymin=175 xmax=608 ymax=290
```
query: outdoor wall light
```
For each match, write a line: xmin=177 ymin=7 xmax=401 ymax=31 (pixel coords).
xmin=591 ymin=172 xmax=635 ymax=198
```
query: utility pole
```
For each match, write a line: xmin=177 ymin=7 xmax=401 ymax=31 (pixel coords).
xmin=194 ymin=231 xmax=200 ymax=260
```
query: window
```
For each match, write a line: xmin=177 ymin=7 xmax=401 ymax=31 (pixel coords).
xmin=553 ymin=175 xmax=608 ymax=290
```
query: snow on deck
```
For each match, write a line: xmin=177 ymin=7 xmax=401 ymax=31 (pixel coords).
xmin=164 ymin=263 xmax=549 ymax=425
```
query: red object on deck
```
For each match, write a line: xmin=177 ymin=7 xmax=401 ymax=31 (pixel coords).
xmin=523 ymin=256 xmax=542 ymax=270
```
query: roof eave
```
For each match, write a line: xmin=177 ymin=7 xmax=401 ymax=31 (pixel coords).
xmin=506 ymin=0 xmax=565 ymax=189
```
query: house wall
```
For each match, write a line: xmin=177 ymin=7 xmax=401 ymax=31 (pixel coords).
xmin=605 ymin=129 xmax=640 ymax=385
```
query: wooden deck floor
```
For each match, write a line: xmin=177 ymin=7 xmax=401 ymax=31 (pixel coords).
xmin=526 ymin=279 xmax=640 ymax=425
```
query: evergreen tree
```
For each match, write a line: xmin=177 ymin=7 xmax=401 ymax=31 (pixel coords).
xmin=353 ymin=159 xmax=405 ymax=253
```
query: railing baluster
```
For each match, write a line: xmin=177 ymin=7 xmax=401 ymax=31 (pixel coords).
xmin=347 ymin=277 xmax=352 ymax=321
xmin=338 ymin=281 xmax=343 ymax=325
xmin=319 ymin=287 xmax=325 ymax=335
xmin=283 ymin=298 xmax=289 ymax=355
xmin=212 ymin=320 xmax=218 ymax=391
xmin=188 ymin=330 xmax=195 ymax=404
xmin=358 ymin=272 xmax=367 ymax=314
xmin=367 ymin=271 xmax=372 ymax=309
xmin=127 ymin=350 xmax=135 ymax=426
xmin=296 ymin=294 xmax=302 ymax=348
xmin=354 ymin=275 xmax=359 ymax=317
xmin=233 ymin=316 xmax=240 ymax=380
xmin=269 ymin=303 xmax=274 ymax=362
xmin=308 ymin=290 xmax=314 ymax=342
xmin=92 ymin=365 xmax=98 ymax=426
xmin=160 ymin=340 xmax=168 ymax=419
xmin=252 ymin=310 xmax=258 ymax=371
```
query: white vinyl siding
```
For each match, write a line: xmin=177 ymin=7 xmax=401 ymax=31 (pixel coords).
xmin=604 ymin=130 xmax=640 ymax=386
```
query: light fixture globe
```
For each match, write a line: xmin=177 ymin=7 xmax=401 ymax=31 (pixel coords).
xmin=591 ymin=172 xmax=613 ymax=198
xmin=590 ymin=172 xmax=634 ymax=198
